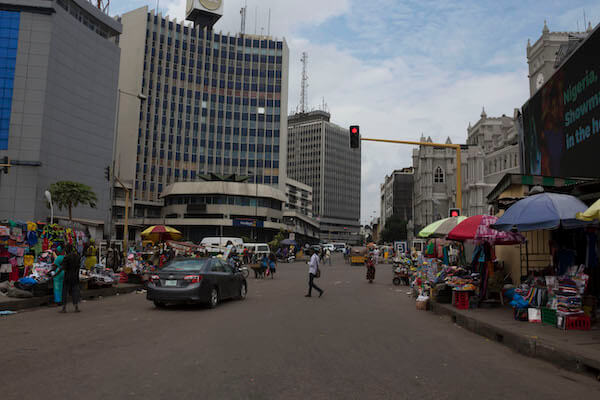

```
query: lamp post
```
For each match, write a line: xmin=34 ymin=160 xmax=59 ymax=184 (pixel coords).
xmin=110 ymin=89 xmax=146 ymax=248
xmin=45 ymin=190 xmax=53 ymax=225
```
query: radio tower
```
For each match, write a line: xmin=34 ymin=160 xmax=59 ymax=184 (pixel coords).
xmin=240 ymin=1 xmax=247 ymax=35
xmin=300 ymin=52 xmax=308 ymax=114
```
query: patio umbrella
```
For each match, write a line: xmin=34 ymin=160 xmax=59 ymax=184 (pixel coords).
xmin=576 ymin=198 xmax=600 ymax=221
xmin=141 ymin=225 xmax=183 ymax=243
xmin=280 ymin=238 xmax=297 ymax=246
xmin=491 ymin=192 xmax=591 ymax=232
xmin=447 ymin=215 xmax=524 ymax=245
xmin=418 ymin=216 xmax=467 ymax=238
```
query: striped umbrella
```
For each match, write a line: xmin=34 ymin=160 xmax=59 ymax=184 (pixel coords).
xmin=141 ymin=225 xmax=183 ymax=243
xmin=418 ymin=216 xmax=467 ymax=238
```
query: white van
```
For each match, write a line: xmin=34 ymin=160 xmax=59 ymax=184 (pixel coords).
xmin=201 ymin=237 xmax=243 ymax=252
xmin=244 ymin=243 xmax=271 ymax=258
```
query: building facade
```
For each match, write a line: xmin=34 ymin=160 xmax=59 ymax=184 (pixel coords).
xmin=0 ymin=0 xmax=121 ymax=223
xmin=379 ymin=167 xmax=413 ymax=230
xmin=159 ymin=181 xmax=286 ymax=242
xmin=527 ymin=21 xmax=592 ymax=96
xmin=287 ymin=110 xmax=361 ymax=244
xmin=283 ymin=178 xmax=319 ymax=242
xmin=113 ymin=3 xmax=289 ymax=240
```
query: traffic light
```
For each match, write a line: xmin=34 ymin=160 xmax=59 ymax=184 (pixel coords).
xmin=1 ymin=156 xmax=9 ymax=174
xmin=350 ymin=125 xmax=360 ymax=148
xmin=449 ymin=208 xmax=461 ymax=217
xmin=104 ymin=166 xmax=111 ymax=181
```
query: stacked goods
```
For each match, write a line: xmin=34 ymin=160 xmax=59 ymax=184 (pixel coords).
xmin=556 ymin=278 xmax=583 ymax=315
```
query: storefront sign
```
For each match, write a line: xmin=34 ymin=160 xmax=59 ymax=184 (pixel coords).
xmin=233 ymin=219 xmax=264 ymax=228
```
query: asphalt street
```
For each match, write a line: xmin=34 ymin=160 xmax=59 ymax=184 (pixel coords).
xmin=2 ymin=255 xmax=600 ymax=400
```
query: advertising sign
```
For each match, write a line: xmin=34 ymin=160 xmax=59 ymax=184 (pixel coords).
xmin=522 ymin=26 xmax=600 ymax=177
xmin=233 ymin=219 xmax=264 ymax=228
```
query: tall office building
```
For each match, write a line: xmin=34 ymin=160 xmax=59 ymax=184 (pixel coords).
xmin=379 ymin=167 xmax=413 ymax=230
xmin=0 ymin=0 xmax=121 ymax=223
xmin=113 ymin=2 xmax=289 ymax=240
xmin=287 ymin=111 xmax=361 ymax=244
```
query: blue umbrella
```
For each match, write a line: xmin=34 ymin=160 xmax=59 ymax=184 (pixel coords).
xmin=492 ymin=192 xmax=591 ymax=232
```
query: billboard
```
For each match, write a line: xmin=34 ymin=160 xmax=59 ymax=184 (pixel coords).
xmin=522 ymin=26 xmax=600 ymax=177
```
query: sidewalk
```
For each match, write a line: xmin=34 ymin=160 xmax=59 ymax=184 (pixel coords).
xmin=430 ymin=300 xmax=600 ymax=378
xmin=0 ymin=283 xmax=144 ymax=312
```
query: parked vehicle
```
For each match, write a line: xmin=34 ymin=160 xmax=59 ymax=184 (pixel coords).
xmin=333 ymin=243 xmax=346 ymax=252
xmin=350 ymin=246 xmax=368 ymax=265
xmin=244 ymin=243 xmax=270 ymax=259
xmin=201 ymin=237 xmax=244 ymax=254
xmin=147 ymin=257 xmax=247 ymax=308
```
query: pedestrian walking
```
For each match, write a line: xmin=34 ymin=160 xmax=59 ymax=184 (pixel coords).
xmin=50 ymin=246 xmax=65 ymax=305
xmin=373 ymin=247 xmax=380 ymax=265
xmin=325 ymin=248 xmax=332 ymax=265
xmin=59 ymin=244 xmax=81 ymax=313
xmin=268 ymin=251 xmax=277 ymax=278
xmin=305 ymin=250 xmax=324 ymax=298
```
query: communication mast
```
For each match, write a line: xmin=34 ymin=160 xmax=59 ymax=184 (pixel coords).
xmin=240 ymin=1 xmax=247 ymax=35
xmin=300 ymin=52 xmax=309 ymax=113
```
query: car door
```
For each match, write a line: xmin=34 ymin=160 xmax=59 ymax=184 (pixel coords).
xmin=221 ymin=260 xmax=237 ymax=299
xmin=208 ymin=259 xmax=225 ymax=297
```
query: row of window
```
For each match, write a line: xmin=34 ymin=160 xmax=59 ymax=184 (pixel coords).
xmin=164 ymin=194 xmax=281 ymax=210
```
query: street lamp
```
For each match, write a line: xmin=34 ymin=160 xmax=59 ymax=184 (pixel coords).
xmin=45 ymin=190 xmax=53 ymax=224
xmin=110 ymin=89 xmax=146 ymax=250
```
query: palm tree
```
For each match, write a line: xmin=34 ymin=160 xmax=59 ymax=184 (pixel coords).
xmin=48 ymin=181 xmax=98 ymax=221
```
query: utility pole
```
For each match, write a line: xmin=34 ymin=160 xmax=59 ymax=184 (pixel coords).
xmin=113 ymin=175 xmax=130 ymax=261
xmin=360 ymin=138 xmax=462 ymax=211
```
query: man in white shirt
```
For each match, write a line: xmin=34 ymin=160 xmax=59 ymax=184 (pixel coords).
xmin=373 ymin=248 xmax=380 ymax=264
xmin=306 ymin=250 xmax=324 ymax=298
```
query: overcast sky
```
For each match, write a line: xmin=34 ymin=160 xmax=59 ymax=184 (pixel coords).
xmin=112 ymin=0 xmax=600 ymax=225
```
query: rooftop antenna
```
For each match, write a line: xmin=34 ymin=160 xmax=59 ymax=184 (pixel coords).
xmin=268 ymin=8 xmax=271 ymax=36
xmin=583 ymin=10 xmax=587 ymax=31
xmin=300 ymin=52 xmax=309 ymax=113
xmin=240 ymin=1 xmax=247 ymax=35
xmin=254 ymin=6 xmax=258 ymax=35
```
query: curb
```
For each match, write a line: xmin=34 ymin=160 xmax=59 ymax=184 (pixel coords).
xmin=0 ymin=284 xmax=144 ymax=312
xmin=429 ymin=301 xmax=600 ymax=379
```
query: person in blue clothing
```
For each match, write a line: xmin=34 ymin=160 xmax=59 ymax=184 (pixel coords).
xmin=50 ymin=246 xmax=65 ymax=305
xmin=268 ymin=251 xmax=277 ymax=279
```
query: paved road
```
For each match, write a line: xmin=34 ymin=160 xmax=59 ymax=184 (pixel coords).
xmin=2 ymin=255 xmax=599 ymax=399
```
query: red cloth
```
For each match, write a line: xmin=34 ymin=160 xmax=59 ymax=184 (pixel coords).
xmin=9 ymin=264 xmax=19 ymax=282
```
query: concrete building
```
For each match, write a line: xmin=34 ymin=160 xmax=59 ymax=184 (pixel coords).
xmin=157 ymin=181 xmax=286 ymax=242
xmin=0 ymin=0 xmax=121 ymax=223
xmin=113 ymin=2 xmax=289 ymax=241
xmin=379 ymin=167 xmax=413 ymax=230
xmin=412 ymin=136 xmax=487 ymax=232
xmin=283 ymin=178 xmax=319 ymax=242
xmin=287 ymin=110 xmax=361 ymax=244
xmin=527 ymin=20 xmax=592 ymax=96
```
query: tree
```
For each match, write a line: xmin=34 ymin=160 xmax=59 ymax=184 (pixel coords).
xmin=268 ymin=229 xmax=286 ymax=251
xmin=381 ymin=215 xmax=408 ymax=243
xmin=48 ymin=181 xmax=98 ymax=221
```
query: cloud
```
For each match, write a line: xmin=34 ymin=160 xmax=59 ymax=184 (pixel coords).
xmin=111 ymin=0 xmax=596 ymax=226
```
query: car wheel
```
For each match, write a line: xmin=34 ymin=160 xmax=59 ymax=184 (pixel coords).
xmin=393 ymin=278 xmax=401 ymax=286
xmin=237 ymin=283 xmax=247 ymax=300
xmin=208 ymin=287 xmax=219 ymax=308
xmin=154 ymin=300 xmax=166 ymax=308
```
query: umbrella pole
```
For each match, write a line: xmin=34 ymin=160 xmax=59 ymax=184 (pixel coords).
xmin=525 ymin=240 xmax=530 ymax=277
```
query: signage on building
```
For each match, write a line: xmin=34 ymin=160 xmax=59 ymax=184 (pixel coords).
xmin=233 ymin=218 xmax=264 ymax=228
xmin=186 ymin=0 xmax=224 ymax=15
xmin=522 ymin=25 xmax=600 ymax=177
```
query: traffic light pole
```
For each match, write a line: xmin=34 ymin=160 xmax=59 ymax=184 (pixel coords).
xmin=360 ymin=138 xmax=462 ymax=212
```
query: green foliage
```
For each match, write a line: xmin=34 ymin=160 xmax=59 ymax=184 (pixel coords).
xmin=381 ymin=215 xmax=408 ymax=243
xmin=48 ymin=181 xmax=98 ymax=220
xmin=268 ymin=230 xmax=286 ymax=251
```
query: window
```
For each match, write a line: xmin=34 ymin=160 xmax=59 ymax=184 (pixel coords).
xmin=434 ymin=167 xmax=444 ymax=183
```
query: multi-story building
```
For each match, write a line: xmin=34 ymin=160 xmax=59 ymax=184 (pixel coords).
xmin=527 ymin=21 xmax=592 ymax=96
xmin=412 ymin=136 xmax=487 ymax=232
xmin=379 ymin=167 xmax=413 ymax=230
xmin=283 ymin=178 xmax=319 ymax=242
xmin=0 ymin=0 xmax=121 ymax=223
xmin=113 ymin=2 xmax=289 ymax=241
xmin=287 ymin=110 xmax=361 ymax=244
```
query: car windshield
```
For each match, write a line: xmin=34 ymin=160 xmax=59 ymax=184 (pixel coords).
xmin=162 ymin=259 xmax=209 ymax=272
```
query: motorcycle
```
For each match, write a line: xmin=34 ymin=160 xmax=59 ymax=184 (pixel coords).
xmin=229 ymin=256 xmax=250 ymax=279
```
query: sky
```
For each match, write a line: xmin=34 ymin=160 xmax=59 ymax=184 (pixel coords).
xmin=111 ymin=0 xmax=600 ymax=225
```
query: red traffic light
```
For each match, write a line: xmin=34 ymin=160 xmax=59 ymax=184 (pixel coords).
xmin=351 ymin=127 xmax=358 ymax=134
xmin=449 ymin=208 xmax=460 ymax=217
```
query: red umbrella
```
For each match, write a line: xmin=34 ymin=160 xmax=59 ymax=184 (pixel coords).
xmin=447 ymin=215 xmax=524 ymax=245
